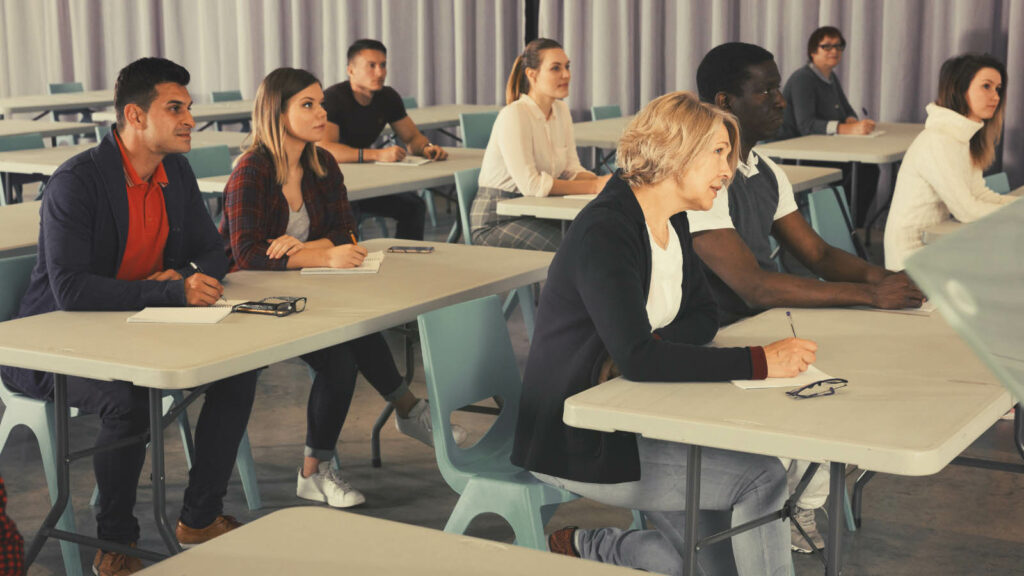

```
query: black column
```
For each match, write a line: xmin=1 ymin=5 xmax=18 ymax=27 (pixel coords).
xmin=525 ymin=0 xmax=539 ymax=44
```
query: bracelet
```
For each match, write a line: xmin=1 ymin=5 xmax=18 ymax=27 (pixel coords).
xmin=358 ymin=148 xmax=364 ymax=163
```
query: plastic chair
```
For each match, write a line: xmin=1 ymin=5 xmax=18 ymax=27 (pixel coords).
xmin=402 ymin=96 xmax=419 ymax=110
xmin=0 ymin=133 xmax=46 ymax=204
xmin=183 ymin=145 xmax=233 ymax=223
xmin=0 ymin=254 xmax=83 ymax=576
xmin=807 ymin=186 xmax=857 ymax=255
xmin=459 ymin=111 xmax=499 ymax=149
xmin=984 ymin=172 xmax=1011 ymax=195
xmin=94 ymin=124 xmax=111 ymax=140
xmin=417 ymin=295 xmax=576 ymax=549
xmin=48 ymin=82 xmax=92 ymax=143
xmin=210 ymin=89 xmax=250 ymax=132
xmin=590 ymin=105 xmax=622 ymax=174
xmin=453 ymin=168 xmax=535 ymax=340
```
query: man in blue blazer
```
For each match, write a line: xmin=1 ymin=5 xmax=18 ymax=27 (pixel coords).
xmin=0 ymin=58 xmax=256 ymax=575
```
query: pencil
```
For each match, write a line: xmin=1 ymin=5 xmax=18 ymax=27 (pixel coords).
xmin=349 ymin=230 xmax=359 ymax=246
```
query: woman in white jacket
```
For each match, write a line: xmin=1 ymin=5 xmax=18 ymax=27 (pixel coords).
xmin=885 ymin=53 xmax=1015 ymax=270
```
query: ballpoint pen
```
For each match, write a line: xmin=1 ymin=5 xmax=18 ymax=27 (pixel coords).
xmin=786 ymin=310 xmax=797 ymax=338
xmin=190 ymin=261 xmax=227 ymax=304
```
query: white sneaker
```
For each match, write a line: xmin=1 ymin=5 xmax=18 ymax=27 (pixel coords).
xmin=295 ymin=463 xmax=365 ymax=508
xmin=395 ymin=399 xmax=468 ymax=447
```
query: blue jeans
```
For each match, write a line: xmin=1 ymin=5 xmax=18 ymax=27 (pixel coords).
xmin=534 ymin=436 xmax=790 ymax=576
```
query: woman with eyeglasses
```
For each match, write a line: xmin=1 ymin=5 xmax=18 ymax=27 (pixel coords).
xmin=779 ymin=26 xmax=880 ymax=227
xmin=884 ymin=53 xmax=1016 ymax=270
xmin=221 ymin=67 xmax=466 ymax=509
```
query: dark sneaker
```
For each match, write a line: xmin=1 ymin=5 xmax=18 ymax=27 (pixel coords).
xmin=175 ymin=515 xmax=242 ymax=549
xmin=93 ymin=546 xmax=143 ymax=576
xmin=548 ymin=526 xmax=580 ymax=557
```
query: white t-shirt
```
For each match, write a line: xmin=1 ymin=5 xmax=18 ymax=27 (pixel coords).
xmin=645 ymin=222 xmax=683 ymax=331
xmin=687 ymin=150 xmax=799 ymax=233
xmin=477 ymin=94 xmax=588 ymax=197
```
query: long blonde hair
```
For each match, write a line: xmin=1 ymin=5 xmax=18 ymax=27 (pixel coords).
xmin=505 ymin=38 xmax=563 ymax=105
xmin=618 ymin=91 xmax=740 ymax=189
xmin=248 ymin=67 xmax=327 ymax=185
xmin=936 ymin=53 xmax=1007 ymax=170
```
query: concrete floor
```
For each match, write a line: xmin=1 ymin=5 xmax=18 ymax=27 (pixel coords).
xmin=3 ymin=203 xmax=1023 ymax=575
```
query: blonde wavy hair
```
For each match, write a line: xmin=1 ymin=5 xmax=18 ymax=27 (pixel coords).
xmin=618 ymin=91 xmax=740 ymax=189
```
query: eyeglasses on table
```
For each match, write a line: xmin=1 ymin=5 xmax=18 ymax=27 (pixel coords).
xmin=786 ymin=378 xmax=848 ymax=399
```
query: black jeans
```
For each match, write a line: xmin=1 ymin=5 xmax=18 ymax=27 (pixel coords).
xmin=300 ymin=333 xmax=404 ymax=461
xmin=1 ymin=368 xmax=257 ymax=544
xmin=352 ymin=192 xmax=427 ymax=240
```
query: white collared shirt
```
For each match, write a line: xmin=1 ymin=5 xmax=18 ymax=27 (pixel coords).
xmin=477 ymin=94 xmax=588 ymax=197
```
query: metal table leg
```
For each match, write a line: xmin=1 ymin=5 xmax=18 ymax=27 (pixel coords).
xmin=148 ymin=390 xmax=182 ymax=554
xmin=682 ymin=445 xmax=701 ymax=576
xmin=826 ymin=461 xmax=846 ymax=576
xmin=851 ymin=469 xmax=875 ymax=529
xmin=24 ymin=374 xmax=71 ymax=566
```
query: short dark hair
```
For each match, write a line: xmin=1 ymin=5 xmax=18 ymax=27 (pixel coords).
xmin=807 ymin=26 xmax=846 ymax=61
xmin=347 ymin=39 xmax=387 ymax=63
xmin=696 ymin=42 xmax=774 ymax=103
xmin=114 ymin=57 xmax=190 ymax=128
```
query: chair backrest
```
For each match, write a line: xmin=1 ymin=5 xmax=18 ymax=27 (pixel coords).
xmin=95 ymin=125 xmax=111 ymax=140
xmin=905 ymin=198 xmax=1024 ymax=403
xmin=459 ymin=111 xmax=499 ymax=149
xmin=454 ymin=168 xmax=481 ymax=246
xmin=0 ymin=133 xmax=45 ymax=152
xmin=211 ymin=90 xmax=243 ymax=103
xmin=0 ymin=254 xmax=35 ymax=323
xmin=417 ymin=295 xmax=523 ymax=492
xmin=984 ymin=172 xmax=1011 ymax=195
xmin=807 ymin=186 xmax=857 ymax=255
xmin=591 ymin=105 xmax=622 ymax=121
xmin=402 ymin=96 xmax=419 ymax=110
xmin=183 ymin=145 xmax=233 ymax=178
xmin=48 ymin=82 xmax=84 ymax=95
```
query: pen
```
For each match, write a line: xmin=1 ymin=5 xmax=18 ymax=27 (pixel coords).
xmin=190 ymin=261 xmax=227 ymax=304
xmin=349 ymin=230 xmax=359 ymax=246
xmin=786 ymin=311 xmax=797 ymax=338
xmin=861 ymin=107 xmax=869 ymax=117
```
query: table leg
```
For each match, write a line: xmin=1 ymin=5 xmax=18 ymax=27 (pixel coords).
xmin=1015 ymin=403 xmax=1023 ymax=461
xmin=849 ymin=162 xmax=860 ymax=228
xmin=851 ymin=469 xmax=875 ymax=529
xmin=826 ymin=461 xmax=846 ymax=576
xmin=24 ymin=374 xmax=72 ymax=567
xmin=148 ymin=390 xmax=182 ymax=554
xmin=683 ymin=444 xmax=702 ymax=576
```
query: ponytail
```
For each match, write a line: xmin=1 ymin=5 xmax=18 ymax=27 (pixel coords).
xmin=505 ymin=38 xmax=564 ymax=105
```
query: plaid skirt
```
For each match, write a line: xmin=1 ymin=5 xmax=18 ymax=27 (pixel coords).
xmin=469 ymin=186 xmax=561 ymax=252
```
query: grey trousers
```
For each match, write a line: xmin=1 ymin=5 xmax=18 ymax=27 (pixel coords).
xmin=469 ymin=186 xmax=562 ymax=251
xmin=534 ymin=437 xmax=791 ymax=576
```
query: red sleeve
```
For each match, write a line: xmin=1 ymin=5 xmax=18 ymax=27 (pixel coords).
xmin=748 ymin=346 xmax=768 ymax=380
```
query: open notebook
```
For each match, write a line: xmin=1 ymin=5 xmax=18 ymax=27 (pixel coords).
xmin=127 ymin=300 xmax=246 ymax=324
xmin=374 ymin=157 xmax=431 ymax=167
xmin=732 ymin=364 xmax=836 ymax=390
xmin=301 ymin=251 xmax=384 ymax=275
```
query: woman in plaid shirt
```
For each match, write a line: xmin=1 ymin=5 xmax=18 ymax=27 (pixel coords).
xmin=220 ymin=68 xmax=466 ymax=509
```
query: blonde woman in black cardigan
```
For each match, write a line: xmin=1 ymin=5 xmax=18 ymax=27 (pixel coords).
xmin=512 ymin=92 xmax=818 ymax=576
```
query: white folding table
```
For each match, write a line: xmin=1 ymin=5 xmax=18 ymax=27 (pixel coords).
xmin=0 ymin=90 xmax=112 ymax=119
xmin=0 ymin=119 xmax=97 ymax=139
xmin=0 ymin=200 xmax=40 ymax=256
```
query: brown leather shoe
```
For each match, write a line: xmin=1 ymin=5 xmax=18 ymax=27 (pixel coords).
xmin=93 ymin=546 xmax=143 ymax=576
xmin=175 ymin=515 xmax=242 ymax=548
xmin=548 ymin=526 xmax=580 ymax=557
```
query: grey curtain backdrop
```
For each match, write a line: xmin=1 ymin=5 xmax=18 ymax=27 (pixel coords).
xmin=0 ymin=0 xmax=1020 ymax=182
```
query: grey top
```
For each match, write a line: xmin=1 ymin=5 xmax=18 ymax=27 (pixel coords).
xmin=285 ymin=203 xmax=310 ymax=242
xmin=779 ymin=63 xmax=857 ymax=139
xmin=698 ymin=153 xmax=780 ymax=326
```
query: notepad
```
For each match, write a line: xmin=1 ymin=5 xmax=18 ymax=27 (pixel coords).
xmin=301 ymin=251 xmax=384 ymax=275
xmin=564 ymin=194 xmax=598 ymax=201
xmin=838 ymin=130 xmax=886 ymax=138
xmin=732 ymin=364 xmax=834 ymax=390
xmin=854 ymin=300 xmax=937 ymax=316
xmin=127 ymin=300 xmax=246 ymax=324
xmin=374 ymin=157 xmax=431 ymax=167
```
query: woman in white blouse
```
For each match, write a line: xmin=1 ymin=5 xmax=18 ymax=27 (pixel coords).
xmin=470 ymin=38 xmax=611 ymax=251
xmin=885 ymin=53 xmax=1015 ymax=270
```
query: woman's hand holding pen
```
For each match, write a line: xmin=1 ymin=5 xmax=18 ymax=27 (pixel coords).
xmin=323 ymin=243 xmax=367 ymax=268
xmin=764 ymin=338 xmax=818 ymax=378
xmin=267 ymin=234 xmax=305 ymax=259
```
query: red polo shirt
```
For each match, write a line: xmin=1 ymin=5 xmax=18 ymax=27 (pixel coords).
xmin=114 ymin=131 xmax=170 ymax=281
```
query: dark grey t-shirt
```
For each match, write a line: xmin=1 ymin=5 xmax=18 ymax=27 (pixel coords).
xmin=779 ymin=64 xmax=857 ymax=139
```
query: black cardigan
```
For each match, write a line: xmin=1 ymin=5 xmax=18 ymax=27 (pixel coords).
xmin=510 ymin=174 xmax=764 ymax=484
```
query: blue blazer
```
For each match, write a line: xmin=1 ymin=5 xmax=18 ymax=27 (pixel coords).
xmin=3 ymin=131 xmax=226 ymax=397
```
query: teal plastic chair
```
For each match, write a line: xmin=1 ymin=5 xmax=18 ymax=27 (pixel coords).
xmin=402 ymin=96 xmax=419 ymax=110
xmin=211 ymin=90 xmax=250 ymax=132
xmin=183 ymin=145 xmax=233 ymax=223
xmin=459 ymin=111 xmax=499 ymax=149
xmin=590 ymin=105 xmax=622 ymax=174
xmin=984 ymin=172 xmax=1011 ymax=195
xmin=0 ymin=254 xmax=83 ymax=576
xmin=0 ymin=133 xmax=46 ymax=204
xmin=48 ymin=82 xmax=92 ymax=142
xmin=807 ymin=186 xmax=857 ymax=255
xmin=417 ymin=295 xmax=576 ymax=549
xmin=453 ymin=168 xmax=535 ymax=340
xmin=94 ymin=124 xmax=111 ymax=140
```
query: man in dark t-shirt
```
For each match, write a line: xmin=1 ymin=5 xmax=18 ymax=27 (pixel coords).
xmin=319 ymin=39 xmax=448 ymax=240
